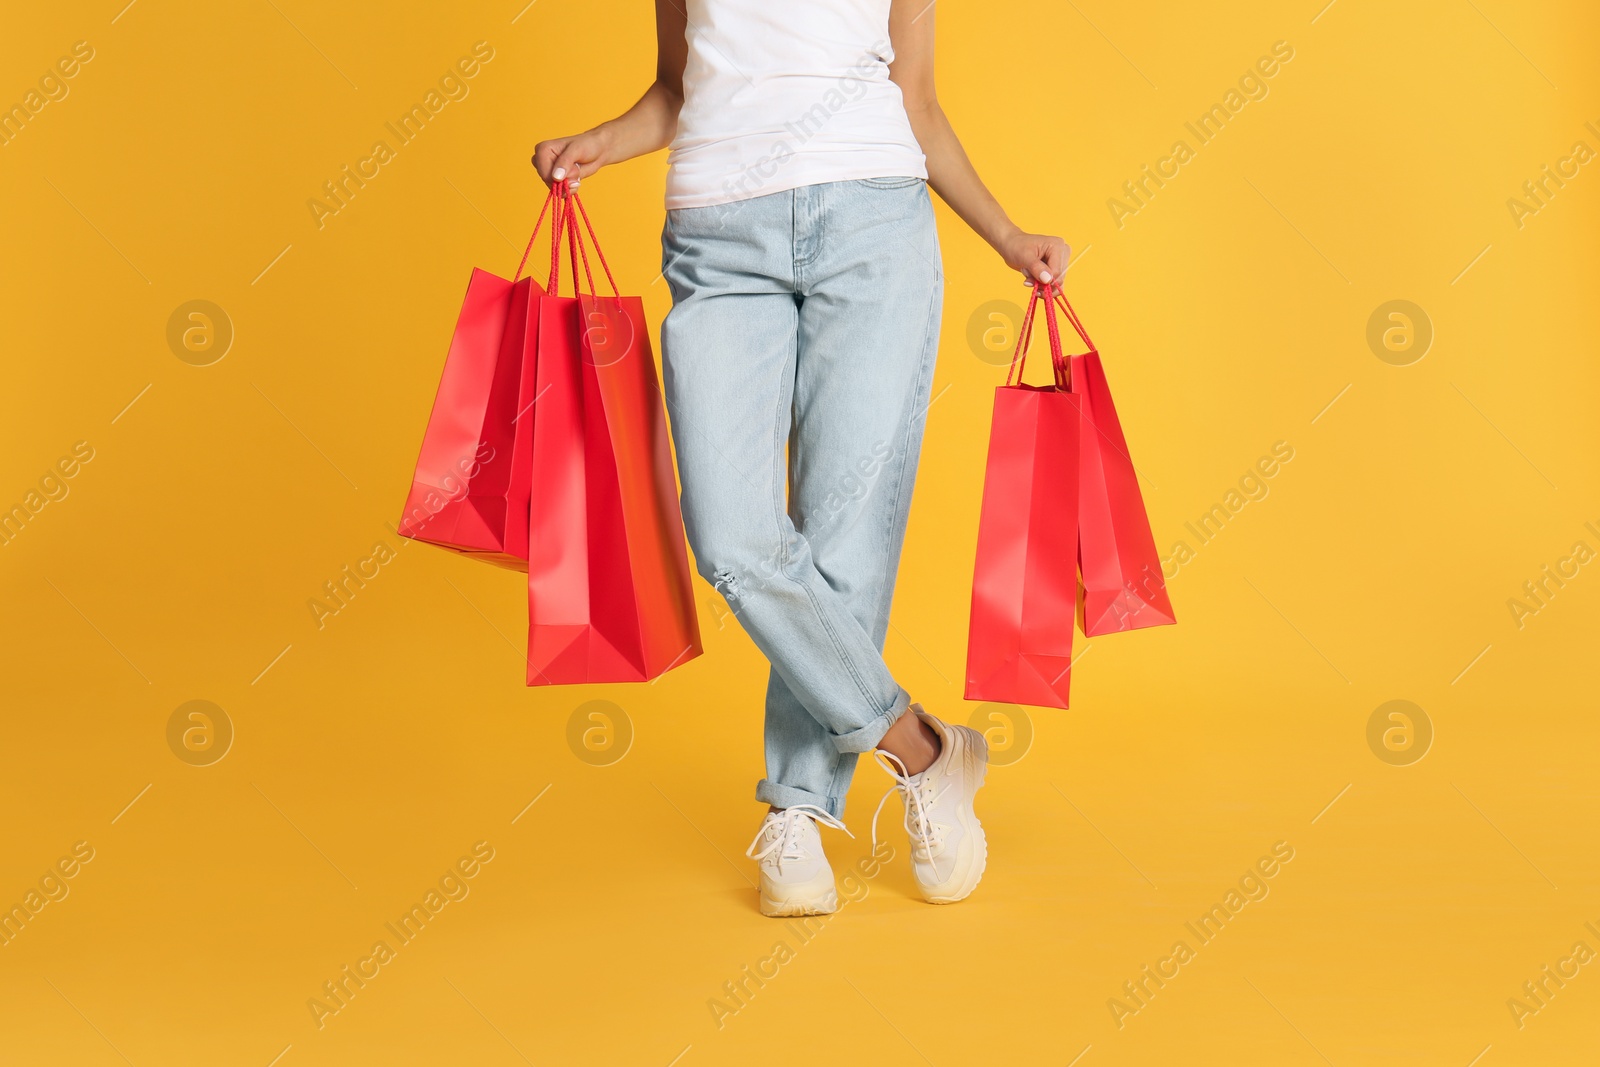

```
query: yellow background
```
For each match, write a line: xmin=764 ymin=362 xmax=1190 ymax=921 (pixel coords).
xmin=3 ymin=1 xmax=1598 ymax=1063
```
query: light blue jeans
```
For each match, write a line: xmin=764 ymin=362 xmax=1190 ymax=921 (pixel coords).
xmin=660 ymin=177 xmax=944 ymax=818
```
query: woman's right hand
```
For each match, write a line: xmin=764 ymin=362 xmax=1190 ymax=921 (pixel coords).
xmin=532 ymin=128 xmax=614 ymax=188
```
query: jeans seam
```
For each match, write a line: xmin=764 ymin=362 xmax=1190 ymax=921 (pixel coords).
xmin=767 ymin=315 xmax=885 ymax=734
xmin=793 ymin=186 xmax=827 ymax=274
xmin=870 ymin=256 xmax=943 ymax=639
xmin=826 ymin=751 xmax=857 ymax=800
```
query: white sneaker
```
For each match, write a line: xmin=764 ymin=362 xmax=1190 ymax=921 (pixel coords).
xmin=745 ymin=804 xmax=853 ymax=917
xmin=872 ymin=706 xmax=989 ymax=904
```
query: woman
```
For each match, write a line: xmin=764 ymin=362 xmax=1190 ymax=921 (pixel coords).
xmin=534 ymin=0 xmax=1069 ymax=916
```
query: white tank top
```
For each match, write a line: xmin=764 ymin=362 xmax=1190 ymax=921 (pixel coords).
xmin=664 ymin=0 xmax=928 ymax=210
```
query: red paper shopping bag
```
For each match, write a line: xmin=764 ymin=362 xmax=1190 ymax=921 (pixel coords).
xmin=1057 ymin=292 xmax=1176 ymax=636
xmin=965 ymin=285 xmax=1081 ymax=709
xmin=523 ymin=189 xmax=702 ymax=685
xmin=396 ymin=195 xmax=564 ymax=568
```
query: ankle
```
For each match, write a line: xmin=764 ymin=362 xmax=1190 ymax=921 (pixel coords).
xmin=878 ymin=708 xmax=941 ymax=776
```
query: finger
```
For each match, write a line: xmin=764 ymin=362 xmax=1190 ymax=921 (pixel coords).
xmin=532 ymin=141 xmax=564 ymax=183
xmin=1027 ymin=258 xmax=1052 ymax=286
xmin=551 ymin=144 xmax=589 ymax=182
xmin=1046 ymin=243 xmax=1072 ymax=280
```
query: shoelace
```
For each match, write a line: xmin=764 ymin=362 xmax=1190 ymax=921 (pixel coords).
xmin=744 ymin=804 xmax=852 ymax=875
xmin=871 ymin=750 xmax=951 ymax=879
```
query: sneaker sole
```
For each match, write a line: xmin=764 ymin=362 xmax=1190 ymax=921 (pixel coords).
xmin=922 ymin=728 xmax=989 ymax=905
xmin=758 ymin=868 xmax=839 ymax=917
xmin=759 ymin=887 xmax=839 ymax=917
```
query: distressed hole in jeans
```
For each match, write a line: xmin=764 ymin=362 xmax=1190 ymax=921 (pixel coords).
xmin=713 ymin=569 xmax=741 ymax=601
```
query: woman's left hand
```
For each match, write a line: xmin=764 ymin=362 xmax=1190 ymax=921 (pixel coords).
xmin=999 ymin=231 xmax=1072 ymax=286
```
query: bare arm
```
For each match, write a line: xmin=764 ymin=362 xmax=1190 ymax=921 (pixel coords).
xmin=888 ymin=0 xmax=1070 ymax=285
xmin=532 ymin=0 xmax=688 ymax=186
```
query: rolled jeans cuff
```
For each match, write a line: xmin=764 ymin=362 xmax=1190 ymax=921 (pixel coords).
xmin=755 ymin=779 xmax=847 ymax=820
xmin=831 ymin=686 xmax=910 ymax=755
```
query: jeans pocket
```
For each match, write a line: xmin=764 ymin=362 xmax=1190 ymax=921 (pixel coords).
xmin=857 ymin=176 xmax=925 ymax=190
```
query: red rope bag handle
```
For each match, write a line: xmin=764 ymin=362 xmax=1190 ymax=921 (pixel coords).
xmin=1004 ymin=282 xmax=1098 ymax=389
xmin=511 ymin=180 xmax=621 ymax=298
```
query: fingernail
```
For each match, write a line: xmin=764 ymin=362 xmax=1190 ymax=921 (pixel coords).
xmin=552 ymin=167 xmax=566 ymax=180
xmin=569 ymin=178 xmax=581 ymax=189
xmin=1039 ymin=271 xmax=1052 ymax=284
